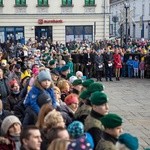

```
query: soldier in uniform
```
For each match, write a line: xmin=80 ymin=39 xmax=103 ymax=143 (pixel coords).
xmin=84 ymin=91 xmax=109 ymax=147
xmin=75 ymin=90 xmax=92 ymax=124
xmin=96 ymin=113 xmax=123 ymax=150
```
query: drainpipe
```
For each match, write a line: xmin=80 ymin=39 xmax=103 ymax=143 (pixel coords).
xmin=104 ymin=0 xmax=106 ymax=39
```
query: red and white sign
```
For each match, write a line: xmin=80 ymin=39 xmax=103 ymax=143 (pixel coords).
xmin=38 ymin=19 xmax=63 ymax=24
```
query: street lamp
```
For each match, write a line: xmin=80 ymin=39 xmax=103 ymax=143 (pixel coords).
xmin=124 ymin=1 xmax=130 ymax=50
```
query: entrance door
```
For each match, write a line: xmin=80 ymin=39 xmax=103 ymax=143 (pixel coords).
xmin=35 ymin=26 xmax=52 ymax=41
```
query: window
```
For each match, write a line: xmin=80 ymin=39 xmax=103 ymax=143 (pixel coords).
xmin=85 ymin=0 xmax=95 ymax=6
xmin=0 ymin=0 xmax=3 ymax=6
xmin=15 ymin=0 xmax=26 ymax=6
xmin=62 ymin=0 xmax=72 ymax=6
xmin=37 ymin=0 xmax=48 ymax=6
xmin=66 ymin=26 xmax=93 ymax=42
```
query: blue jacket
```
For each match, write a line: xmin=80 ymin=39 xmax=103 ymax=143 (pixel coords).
xmin=24 ymin=80 xmax=56 ymax=114
xmin=132 ymin=60 xmax=139 ymax=69
xmin=126 ymin=59 xmax=134 ymax=67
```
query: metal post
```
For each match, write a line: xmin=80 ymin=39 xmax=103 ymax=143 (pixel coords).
xmin=124 ymin=1 xmax=129 ymax=50
xmin=125 ymin=6 xmax=128 ymax=50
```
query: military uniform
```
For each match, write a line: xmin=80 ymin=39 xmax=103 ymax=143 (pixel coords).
xmin=95 ymin=132 xmax=117 ymax=150
xmin=75 ymin=103 xmax=92 ymax=124
xmin=84 ymin=109 xmax=104 ymax=131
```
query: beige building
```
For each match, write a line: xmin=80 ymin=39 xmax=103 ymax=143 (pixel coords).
xmin=0 ymin=0 xmax=110 ymax=44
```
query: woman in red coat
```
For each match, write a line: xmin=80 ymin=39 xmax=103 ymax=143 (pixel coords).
xmin=113 ymin=48 xmax=123 ymax=81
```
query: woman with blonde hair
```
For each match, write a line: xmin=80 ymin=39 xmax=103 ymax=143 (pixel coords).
xmin=47 ymin=138 xmax=70 ymax=150
xmin=57 ymin=79 xmax=70 ymax=101
xmin=44 ymin=109 xmax=65 ymax=130
xmin=41 ymin=110 xmax=66 ymax=149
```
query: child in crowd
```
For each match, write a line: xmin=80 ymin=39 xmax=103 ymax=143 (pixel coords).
xmin=139 ymin=58 xmax=145 ymax=79
xmin=24 ymin=69 xmax=56 ymax=115
xmin=126 ymin=55 xmax=134 ymax=78
xmin=133 ymin=56 xmax=139 ymax=78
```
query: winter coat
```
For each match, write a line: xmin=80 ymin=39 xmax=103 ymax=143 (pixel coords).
xmin=57 ymin=101 xmax=74 ymax=126
xmin=0 ymin=77 xmax=9 ymax=100
xmin=95 ymin=54 xmax=104 ymax=71
xmin=133 ymin=60 xmax=139 ymax=69
xmin=4 ymin=92 xmax=22 ymax=112
xmin=75 ymin=103 xmax=92 ymax=124
xmin=0 ymin=136 xmax=17 ymax=150
xmin=84 ymin=109 xmax=104 ymax=132
xmin=95 ymin=131 xmax=118 ymax=150
xmin=14 ymin=100 xmax=26 ymax=123
xmin=24 ymin=79 xmax=56 ymax=114
xmin=126 ymin=59 xmax=134 ymax=68
xmin=23 ymin=106 xmax=37 ymax=125
xmin=113 ymin=53 xmax=122 ymax=69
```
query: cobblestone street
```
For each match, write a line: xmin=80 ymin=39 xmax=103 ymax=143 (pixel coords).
xmin=101 ymin=78 xmax=150 ymax=149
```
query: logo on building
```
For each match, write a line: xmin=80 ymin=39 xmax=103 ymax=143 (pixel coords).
xmin=38 ymin=19 xmax=63 ymax=24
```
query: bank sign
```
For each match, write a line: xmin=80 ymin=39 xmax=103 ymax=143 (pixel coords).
xmin=38 ymin=19 xmax=63 ymax=24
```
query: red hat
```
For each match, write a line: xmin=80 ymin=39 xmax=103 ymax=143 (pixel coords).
xmin=65 ymin=94 xmax=78 ymax=105
xmin=9 ymin=79 xmax=18 ymax=88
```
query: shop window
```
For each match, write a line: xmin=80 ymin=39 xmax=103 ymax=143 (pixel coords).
xmin=0 ymin=0 xmax=3 ymax=7
xmin=62 ymin=0 xmax=73 ymax=7
xmin=37 ymin=0 xmax=49 ymax=7
xmin=65 ymin=26 xmax=93 ymax=42
xmin=15 ymin=0 xmax=27 ymax=6
xmin=85 ymin=0 xmax=95 ymax=6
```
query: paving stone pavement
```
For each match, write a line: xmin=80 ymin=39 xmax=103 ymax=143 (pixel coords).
xmin=100 ymin=78 xmax=150 ymax=149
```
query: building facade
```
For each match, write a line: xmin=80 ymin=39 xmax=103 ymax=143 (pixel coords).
xmin=110 ymin=0 xmax=150 ymax=39
xmin=0 ymin=0 xmax=110 ymax=44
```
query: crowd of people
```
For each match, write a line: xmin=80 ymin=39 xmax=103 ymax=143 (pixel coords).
xmin=0 ymin=38 xmax=149 ymax=150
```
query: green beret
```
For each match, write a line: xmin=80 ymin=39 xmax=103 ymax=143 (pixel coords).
xmin=87 ymin=82 xmax=104 ymax=94
xmin=82 ymin=79 xmax=94 ymax=88
xmin=101 ymin=113 xmax=123 ymax=128
xmin=60 ymin=65 xmax=70 ymax=72
xmin=79 ymin=90 xmax=91 ymax=100
xmin=90 ymin=91 xmax=108 ymax=105
xmin=118 ymin=133 xmax=139 ymax=150
xmin=49 ymin=59 xmax=55 ymax=65
xmin=67 ymin=73 xmax=74 ymax=79
xmin=72 ymin=79 xmax=82 ymax=86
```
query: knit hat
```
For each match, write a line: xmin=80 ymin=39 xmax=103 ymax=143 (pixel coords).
xmin=51 ymin=69 xmax=59 ymax=76
xmin=38 ymin=70 xmax=51 ymax=82
xmin=49 ymin=59 xmax=56 ymax=66
xmin=1 ymin=115 xmax=21 ymax=135
xmin=79 ymin=90 xmax=91 ymax=100
xmin=65 ymin=94 xmax=78 ymax=105
xmin=101 ymin=113 xmax=123 ymax=129
xmin=21 ymin=70 xmax=31 ymax=80
xmin=72 ymin=79 xmax=82 ymax=86
xmin=67 ymin=136 xmax=92 ymax=150
xmin=90 ymin=91 xmax=108 ymax=106
xmin=118 ymin=133 xmax=139 ymax=150
xmin=69 ymin=76 xmax=78 ymax=84
xmin=67 ymin=121 xmax=84 ymax=138
xmin=37 ymin=92 xmax=52 ymax=108
xmin=76 ymin=71 xmax=83 ymax=77
xmin=82 ymin=79 xmax=94 ymax=88
xmin=87 ymin=82 xmax=104 ymax=94
xmin=60 ymin=65 xmax=70 ymax=72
